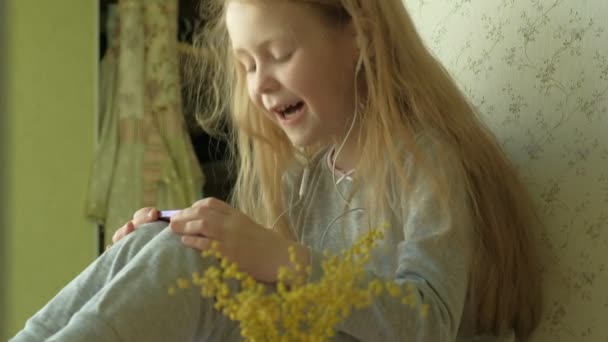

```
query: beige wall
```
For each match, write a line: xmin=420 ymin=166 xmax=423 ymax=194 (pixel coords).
xmin=403 ymin=0 xmax=608 ymax=340
xmin=2 ymin=1 xmax=96 ymax=339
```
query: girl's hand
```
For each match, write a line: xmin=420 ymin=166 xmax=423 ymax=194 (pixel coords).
xmin=169 ymin=198 xmax=310 ymax=284
xmin=111 ymin=207 xmax=160 ymax=244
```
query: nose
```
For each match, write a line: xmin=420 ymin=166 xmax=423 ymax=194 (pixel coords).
xmin=250 ymin=66 xmax=280 ymax=95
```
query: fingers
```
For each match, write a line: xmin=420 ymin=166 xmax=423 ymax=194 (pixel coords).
xmin=169 ymin=198 xmax=234 ymax=244
xmin=168 ymin=198 xmax=230 ymax=224
xmin=180 ymin=235 xmax=214 ymax=251
xmin=171 ymin=211 xmax=224 ymax=239
xmin=132 ymin=207 xmax=159 ymax=226
xmin=190 ymin=197 xmax=232 ymax=214
xmin=171 ymin=200 xmax=226 ymax=233
xmin=112 ymin=221 xmax=134 ymax=244
xmin=108 ymin=207 xmax=163 ymax=247
xmin=111 ymin=207 xmax=159 ymax=245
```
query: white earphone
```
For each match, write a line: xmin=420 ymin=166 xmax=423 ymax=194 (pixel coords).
xmin=269 ymin=32 xmax=369 ymax=244
xmin=271 ymin=167 xmax=311 ymax=239
xmin=299 ymin=167 xmax=310 ymax=198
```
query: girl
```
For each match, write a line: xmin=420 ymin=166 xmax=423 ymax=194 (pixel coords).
xmin=11 ymin=0 xmax=542 ymax=341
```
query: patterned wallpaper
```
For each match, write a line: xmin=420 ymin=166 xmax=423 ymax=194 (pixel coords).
xmin=402 ymin=0 xmax=608 ymax=340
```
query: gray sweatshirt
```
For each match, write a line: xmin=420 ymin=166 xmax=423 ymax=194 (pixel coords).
xmin=10 ymin=139 xmax=516 ymax=341
xmin=282 ymin=142 xmax=516 ymax=341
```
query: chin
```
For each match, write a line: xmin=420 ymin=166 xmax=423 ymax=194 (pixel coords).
xmin=287 ymin=135 xmax=317 ymax=148
xmin=288 ymin=139 xmax=309 ymax=148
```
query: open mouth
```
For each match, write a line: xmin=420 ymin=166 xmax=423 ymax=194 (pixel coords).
xmin=276 ymin=101 xmax=305 ymax=119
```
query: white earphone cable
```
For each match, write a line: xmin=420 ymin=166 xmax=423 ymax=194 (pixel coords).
xmin=273 ymin=47 xmax=367 ymax=245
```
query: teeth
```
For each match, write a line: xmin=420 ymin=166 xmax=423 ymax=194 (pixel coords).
xmin=276 ymin=102 xmax=298 ymax=113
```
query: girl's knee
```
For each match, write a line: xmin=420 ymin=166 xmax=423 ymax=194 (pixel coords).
xmin=126 ymin=221 xmax=168 ymax=243
xmin=142 ymin=225 xmax=205 ymax=261
xmin=111 ymin=221 xmax=169 ymax=259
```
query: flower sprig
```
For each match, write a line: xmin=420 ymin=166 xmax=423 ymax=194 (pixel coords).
xmin=169 ymin=226 xmax=429 ymax=341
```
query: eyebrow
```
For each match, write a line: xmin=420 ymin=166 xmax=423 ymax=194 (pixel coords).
xmin=232 ymin=36 xmax=293 ymax=55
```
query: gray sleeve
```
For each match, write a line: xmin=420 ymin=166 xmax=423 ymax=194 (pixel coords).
xmin=308 ymin=149 xmax=473 ymax=341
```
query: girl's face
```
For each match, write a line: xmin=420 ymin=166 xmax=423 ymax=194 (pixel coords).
xmin=226 ymin=1 xmax=359 ymax=147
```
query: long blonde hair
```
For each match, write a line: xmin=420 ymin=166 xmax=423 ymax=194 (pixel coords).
xmin=186 ymin=0 xmax=542 ymax=339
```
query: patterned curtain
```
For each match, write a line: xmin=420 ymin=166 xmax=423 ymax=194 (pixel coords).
xmin=402 ymin=0 xmax=608 ymax=340
xmin=87 ymin=0 xmax=204 ymax=245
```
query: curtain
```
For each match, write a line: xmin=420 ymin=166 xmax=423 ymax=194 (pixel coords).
xmin=87 ymin=0 xmax=204 ymax=245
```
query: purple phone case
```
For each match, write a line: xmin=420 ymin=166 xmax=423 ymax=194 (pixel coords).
xmin=159 ymin=210 xmax=180 ymax=222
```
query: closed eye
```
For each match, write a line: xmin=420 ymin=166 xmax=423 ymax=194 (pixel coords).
xmin=245 ymin=64 xmax=257 ymax=73
xmin=275 ymin=51 xmax=293 ymax=63
xmin=235 ymin=58 xmax=256 ymax=73
xmin=233 ymin=54 xmax=257 ymax=73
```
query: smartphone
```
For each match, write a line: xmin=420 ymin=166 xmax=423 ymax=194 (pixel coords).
xmin=159 ymin=210 xmax=181 ymax=222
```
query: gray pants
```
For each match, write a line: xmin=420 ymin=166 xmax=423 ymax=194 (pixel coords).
xmin=10 ymin=222 xmax=242 ymax=342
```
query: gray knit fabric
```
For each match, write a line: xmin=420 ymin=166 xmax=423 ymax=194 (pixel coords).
xmin=10 ymin=139 xmax=516 ymax=342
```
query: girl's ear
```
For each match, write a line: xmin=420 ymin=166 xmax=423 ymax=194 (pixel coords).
xmin=347 ymin=19 xmax=371 ymax=57
xmin=343 ymin=19 xmax=371 ymax=74
xmin=354 ymin=32 xmax=374 ymax=65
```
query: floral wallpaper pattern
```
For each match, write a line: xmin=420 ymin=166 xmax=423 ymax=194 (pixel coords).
xmin=403 ymin=0 xmax=608 ymax=340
